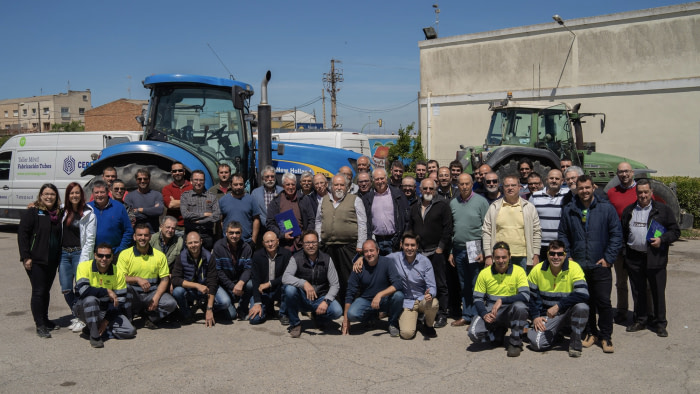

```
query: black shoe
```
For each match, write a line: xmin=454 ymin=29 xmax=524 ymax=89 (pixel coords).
xmin=90 ymin=337 xmax=104 ymax=348
xmin=36 ymin=326 xmax=52 ymax=338
xmin=614 ymin=310 xmax=628 ymax=324
xmin=507 ymin=344 xmax=522 ymax=357
xmin=279 ymin=315 xmax=290 ymax=326
xmin=45 ymin=320 xmax=59 ymax=330
xmin=626 ymin=322 xmax=646 ymax=332
xmin=656 ymin=327 xmax=669 ymax=337
xmin=433 ymin=315 xmax=447 ymax=328
xmin=423 ymin=326 xmax=438 ymax=338
xmin=144 ymin=319 xmax=159 ymax=330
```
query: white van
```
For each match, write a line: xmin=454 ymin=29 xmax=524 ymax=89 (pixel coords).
xmin=0 ymin=131 xmax=142 ymax=223
xmin=272 ymin=131 xmax=371 ymax=156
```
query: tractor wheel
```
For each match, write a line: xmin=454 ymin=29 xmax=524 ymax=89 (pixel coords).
xmin=495 ymin=159 xmax=552 ymax=181
xmin=604 ymin=176 xmax=681 ymax=223
xmin=84 ymin=163 xmax=172 ymax=196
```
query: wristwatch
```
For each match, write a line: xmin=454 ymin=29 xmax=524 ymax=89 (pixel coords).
xmin=206 ymin=306 xmax=213 ymax=311
xmin=324 ymin=299 xmax=331 ymax=305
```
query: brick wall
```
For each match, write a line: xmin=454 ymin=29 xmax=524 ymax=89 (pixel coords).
xmin=84 ymin=99 xmax=146 ymax=131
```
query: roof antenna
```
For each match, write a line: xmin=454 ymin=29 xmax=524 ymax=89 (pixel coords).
xmin=207 ymin=43 xmax=235 ymax=80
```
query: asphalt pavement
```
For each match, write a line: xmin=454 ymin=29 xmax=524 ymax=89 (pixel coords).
xmin=1 ymin=224 xmax=698 ymax=393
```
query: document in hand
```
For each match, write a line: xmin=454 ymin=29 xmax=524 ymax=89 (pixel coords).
xmin=275 ymin=209 xmax=302 ymax=237
xmin=646 ymin=219 xmax=666 ymax=241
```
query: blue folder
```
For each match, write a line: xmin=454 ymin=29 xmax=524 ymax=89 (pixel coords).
xmin=646 ymin=219 xmax=666 ymax=241
xmin=275 ymin=209 xmax=302 ymax=237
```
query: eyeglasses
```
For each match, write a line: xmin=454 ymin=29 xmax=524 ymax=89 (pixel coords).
xmin=136 ymin=177 xmax=149 ymax=181
xmin=548 ymin=251 xmax=566 ymax=257
xmin=171 ymin=169 xmax=184 ymax=173
xmin=96 ymin=253 xmax=113 ymax=259
xmin=112 ymin=187 xmax=126 ymax=191
xmin=303 ymin=241 xmax=318 ymax=246
xmin=485 ymin=179 xmax=498 ymax=184
xmin=401 ymin=185 xmax=414 ymax=188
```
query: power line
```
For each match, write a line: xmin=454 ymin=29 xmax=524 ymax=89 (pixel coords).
xmin=337 ymin=98 xmax=417 ymax=114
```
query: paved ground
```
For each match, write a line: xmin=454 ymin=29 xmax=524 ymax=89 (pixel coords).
xmin=1 ymin=223 xmax=699 ymax=393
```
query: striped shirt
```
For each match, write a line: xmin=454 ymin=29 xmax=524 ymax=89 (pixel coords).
xmin=530 ymin=189 xmax=566 ymax=246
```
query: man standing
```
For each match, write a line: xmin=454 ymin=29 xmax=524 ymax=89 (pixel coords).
xmin=528 ymin=240 xmax=590 ymax=357
xmin=356 ymin=172 xmax=373 ymax=198
xmin=339 ymin=166 xmax=359 ymax=194
xmin=207 ymin=163 xmax=233 ymax=201
xmin=621 ymin=179 xmax=679 ymax=337
xmin=87 ymin=180 xmax=133 ymax=255
xmin=362 ymin=168 xmax=409 ymax=256
xmin=300 ymin=173 xmax=329 ymax=231
xmin=283 ymin=230 xmax=343 ymax=338
xmin=437 ymin=166 xmax=456 ymax=200
xmin=181 ymin=170 xmax=221 ymax=251
xmin=315 ymin=174 xmax=368 ymax=303
xmin=89 ymin=167 xmax=120 ymax=201
xmin=248 ymin=232 xmax=292 ymax=325
xmin=149 ymin=216 xmax=184 ymax=271
xmin=171 ymin=232 xmax=233 ymax=326
xmin=124 ymin=168 xmax=164 ymax=233
xmin=409 ymin=178 xmax=452 ymax=328
xmin=219 ymin=173 xmax=261 ymax=247
xmin=251 ymin=165 xmax=282 ymax=227
xmin=356 ymin=156 xmax=372 ymax=173
xmin=400 ymin=176 xmax=418 ymax=206
xmin=341 ymin=239 xmax=404 ymax=337
xmin=525 ymin=172 xmax=544 ymax=199
xmin=299 ymin=171 xmax=314 ymax=196
xmin=211 ymin=221 xmax=253 ymax=319
xmin=388 ymin=232 xmax=438 ymax=340
xmin=482 ymin=174 xmax=541 ymax=270
xmin=607 ymin=162 xmax=637 ymax=324
xmin=117 ymin=223 xmax=177 ymax=329
xmin=448 ymin=174 xmax=489 ymax=327
xmin=518 ymin=158 xmax=534 ymax=193
xmin=472 ymin=164 xmax=492 ymax=195
xmin=449 ymin=160 xmax=463 ymax=190
xmin=558 ymin=174 xmax=622 ymax=353
xmin=468 ymin=242 xmax=529 ymax=357
xmin=414 ymin=161 xmax=427 ymax=198
xmin=161 ymin=161 xmax=192 ymax=234
xmin=481 ymin=171 xmax=502 ymax=204
xmin=531 ymin=169 xmax=567 ymax=258
xmin=74 ymin=243 xmax=136 ymax=348
xmin=266 ymin=172 xmax=311 ymax=251
xmin=389 ymin=160 xmax=404 ymax=188
xmin=427 ymin=160 xmax=439 ymax=175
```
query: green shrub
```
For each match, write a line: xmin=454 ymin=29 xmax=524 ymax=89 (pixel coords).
xmin=654 ymin=176 xmax=700 ymax=228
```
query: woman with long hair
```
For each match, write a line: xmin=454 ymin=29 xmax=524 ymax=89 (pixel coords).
xmin=60 ymin=182 xmax=96 ymax=333
xmin=18 ymin=183 xmax=63 ymax=338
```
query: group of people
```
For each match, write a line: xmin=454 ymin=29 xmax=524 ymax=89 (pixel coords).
xmin=18 ymin=156 xmax=679 ymax=355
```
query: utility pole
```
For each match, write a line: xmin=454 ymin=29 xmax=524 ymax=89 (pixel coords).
xmin=323 ymin=59 xmax=343 ymax=129
xmin=321 ymin=89 xmax=326 ymax=129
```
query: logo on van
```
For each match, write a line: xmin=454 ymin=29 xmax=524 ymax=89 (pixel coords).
xmin=63 ymin=156 xmax=76 ymax=175
xmin=19 ymin=137 xmax=26 ymax=147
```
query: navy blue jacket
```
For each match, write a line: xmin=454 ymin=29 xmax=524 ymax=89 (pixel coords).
xmin=171 ymin=247 xmax=218 ymax=294
xmin=558 ymin=195 xmax=622 ymax=270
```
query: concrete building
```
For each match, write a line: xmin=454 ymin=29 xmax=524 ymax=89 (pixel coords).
xmin=0 ymin=90 xmax=91 ymax=134
xmin=418 ymin=3 xmax=700 ymax=176
xmin=271 ymin=109 xmax=317 ymax=130
xmin=85 ymin=99 xmax=147 ymax=131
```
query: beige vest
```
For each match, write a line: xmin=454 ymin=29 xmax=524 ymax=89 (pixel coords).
xmin=321 ymin=194 xmax=358 ymax=244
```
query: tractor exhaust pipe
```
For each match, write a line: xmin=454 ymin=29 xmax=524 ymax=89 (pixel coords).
xmin=257 ymin=71 xmax=272 ymax=180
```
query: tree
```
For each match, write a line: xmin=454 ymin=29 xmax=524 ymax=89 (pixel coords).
xmin=50 ymin=121 xmax=84 ymax=132
xmin=387 ymin=123 xmax=425 ymax=172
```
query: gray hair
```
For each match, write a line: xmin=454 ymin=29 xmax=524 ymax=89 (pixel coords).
xmin=333 ymin=173 xmax=351 ymax=187
xmin=161 ymin=215 xmax=178 ymax=226
xmin=564 ymin=166 xmax=584 ymax=177
xmin=261 ymin=165 xmax=276 ymax=175
xmin=300 ymin=171 xmax=313 ymax=180
xmin=281 ymin=172 xmax=297 ymax=184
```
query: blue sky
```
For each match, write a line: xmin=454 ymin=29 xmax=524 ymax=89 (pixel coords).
xmin=2 ymin=0 xmax=681 ymax=133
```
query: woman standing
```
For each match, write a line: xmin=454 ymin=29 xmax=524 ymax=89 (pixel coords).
xmin=18 ymin=183 xmax=63 ymax=338
xmin=60 ymin=182 xmax=96 ymax=333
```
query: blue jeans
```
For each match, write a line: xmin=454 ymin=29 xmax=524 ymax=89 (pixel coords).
xmin=453 ymin=247 xmax=482 ymax=322
xmin=285 ymin=286 xmax=343 ymax=327
xmin=346 ymin=291 xmax=404 ymax=327
xmin=59 ymin=249 xmax=82 ymax=312
xmin=221 ymin=280 xmax=254 ymax=318
xmin=172 ymin=286 xmax=236 ymax=320
xmin=248 ymin=284 xmax=287 ymax=325
xmin=376 ymin=238 xmax=394 ymax=256
xmin=511 ymin=256 xmax=527 ymax=271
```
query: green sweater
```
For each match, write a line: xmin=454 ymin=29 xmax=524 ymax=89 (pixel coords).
xmin=450 ymin=193 xmax=489 ymax=249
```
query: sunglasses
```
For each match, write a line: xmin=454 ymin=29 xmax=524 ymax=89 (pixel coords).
xmin=548 ymin=251 xmax=566 ymax=257
xmin=137 ymin=177 xmax=149 ymax=181
xmin=485 ymin=179 xmax=499 ymax=184
xmin=112 ymin=187 xmax=125 ymax=191
xmin=96 ymin=253 xmax=113 ymax=259
xmin=171 ymin=169 xmax=184 ymax=173
xmin=421 ymin=187 xmax=435 ymax=191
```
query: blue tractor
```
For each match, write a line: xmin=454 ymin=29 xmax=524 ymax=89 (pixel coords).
xmin=81 ymin=72 xmax=361 ymax=190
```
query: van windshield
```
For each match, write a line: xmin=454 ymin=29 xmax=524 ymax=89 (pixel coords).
xmin=148 ymin=87 xmax=244 ymax=167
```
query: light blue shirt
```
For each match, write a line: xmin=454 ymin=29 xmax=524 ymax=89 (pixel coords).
xmin=387 ymin=251 xmax=436 ymax=308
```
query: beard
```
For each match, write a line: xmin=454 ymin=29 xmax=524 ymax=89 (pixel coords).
xmin=333 ymin=189 xmax=346 ymax=200
xmin=486 ymin=185 xmax=499 ymax=193
xmin=423 ymin=193 xmax=433 ymax=202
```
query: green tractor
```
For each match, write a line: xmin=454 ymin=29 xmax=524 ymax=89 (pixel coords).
xmin=456 ymin=94 xmax=692 ymax=228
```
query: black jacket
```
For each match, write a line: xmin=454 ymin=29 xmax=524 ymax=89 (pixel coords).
xmin=361 ymin=185 xmax=410 ymax=250
xmin=621 ymin=201 xmax=680 ymax=269
xmin=408 ymin=197 xmax=453 ymax=253
xmin=266 ymin=191 xmax=315 ymax=240
xmin=171 ymin=247 xmax=218 ymax=294
xmin=250 ymin=247 xmax=292 ymax=304
xmin=18 ymin=207 xmax=62 ymax=266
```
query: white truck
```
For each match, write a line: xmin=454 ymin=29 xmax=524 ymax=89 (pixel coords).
xmin=0 ymin=131 xmax=142 ymax=223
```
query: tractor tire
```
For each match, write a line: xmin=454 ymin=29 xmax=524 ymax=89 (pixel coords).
xmin=495 ymin=159 xmax=552 ymax=181
xmin=84 ymin=163 xmax=172 ymax=196
xmin=603 ymin=176 xmax=681 ymax=224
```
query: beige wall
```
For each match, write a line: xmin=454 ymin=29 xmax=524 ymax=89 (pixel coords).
xmin=418 ymin=3 xmax=700 ymax=176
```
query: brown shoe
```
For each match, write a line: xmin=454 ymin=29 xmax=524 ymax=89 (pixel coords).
xmin=289 ymin=325 xmax=302 ymax=338
xmin=582 ymin=334 xmax=597 ymax=348
xmin=601 ymin=339 xmax=614 ymax=353
xmin=451 ymin=318 xmax=468 ymax=327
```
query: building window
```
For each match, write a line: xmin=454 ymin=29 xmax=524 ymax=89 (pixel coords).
xmin=22 ymin=109 xmax=27 ymax=116
xmin=3 ymin=111 xmax=7 ymax=118
xmin=43 ymin=107 xmax=49 ymax=116
xmin=43 ymin=122 xmax=50 ymax=130
xmin=79 ymin=108 xmax=85 ymax=116
xmin=32 ymin=123 xmax=37 ymax=129
xmin=13 ymin=110 xmax=18 ymax=118
xmin=61 ymin=107 xmax=70 ymax=119
xmin=83 ymin=95 xmax=87 ymax=101
xmin=32 ymin=108 xmax=37 ymax=115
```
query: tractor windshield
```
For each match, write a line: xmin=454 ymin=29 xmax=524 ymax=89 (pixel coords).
xmin=148 ymin=86 xmax=244 ymax=170
xmin=537 ymin=104 xmax=573 ymax=158
xmin=486 ymin=109 xmax=533 ymax=146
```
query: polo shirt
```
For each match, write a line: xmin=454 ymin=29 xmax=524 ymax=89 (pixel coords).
xmin=75 ymin=259 xmax=127 ymax=303
xmin=117 ymin=245 xmax=170 ymax=289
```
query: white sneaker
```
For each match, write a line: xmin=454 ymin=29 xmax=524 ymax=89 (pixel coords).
xmin=71 ymin=320 xmax=86 ymax=333
xmin=67 ymin=318 xmax=79 ymax=330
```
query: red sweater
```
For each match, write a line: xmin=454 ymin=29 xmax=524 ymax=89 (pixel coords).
xmin=607 ymin=185 xmax=637 ymax=219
